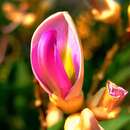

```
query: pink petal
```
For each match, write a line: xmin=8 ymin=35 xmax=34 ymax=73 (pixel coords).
xmin=31 ymin=39 xmax=51 ymax=95
xmin=62 ymin=12 xmax=84 ymax=99
xmin=32 ymin=30 xmax=72 ymax=97
xmin=31 ymin=12 xmax=68 ymax=55
xmin=107 ymin=81 xmax=128 ymax=99
xmin=68 ymin=26 xmax=80 ymax=78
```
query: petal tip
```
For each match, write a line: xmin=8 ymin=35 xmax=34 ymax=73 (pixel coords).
xmin=107 ymin=80 xmax=128 ymax=98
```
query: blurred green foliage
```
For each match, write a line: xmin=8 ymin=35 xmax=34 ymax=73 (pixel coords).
xmin=0 ymin=0 xmax=130 ymax=130
xmin=100 ymin=108 xmax=130 ymax=130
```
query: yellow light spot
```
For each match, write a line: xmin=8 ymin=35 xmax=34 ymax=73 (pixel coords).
xmin=22 ymin=13 xmax=36 ymax=27
xmin=128 ymin=5 xmax=130 ymax=26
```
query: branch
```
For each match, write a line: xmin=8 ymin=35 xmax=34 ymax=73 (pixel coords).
xmin=34 ymin=79 xmax=48 ymax=130
xmin=89 ymin=30 xmax=130 ymax=95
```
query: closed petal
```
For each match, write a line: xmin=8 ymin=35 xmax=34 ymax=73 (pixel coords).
xmin=31 ymin=41 xmax=51 ymax=94
xmin=81 ymin=108 xmax=104 ymax=130
xmin=32 ymin=30 xmax=72 ymax=97
xmin=31 ymin=12 xmax=68 ymax=54
xmin=31 ymin=12 xmax=84 ymax=99
xmin=63 ymin=12 xmax=84 ymax=99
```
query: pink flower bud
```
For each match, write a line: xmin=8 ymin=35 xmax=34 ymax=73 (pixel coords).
xmin=30 ymin=12 xmax=84 ymax=113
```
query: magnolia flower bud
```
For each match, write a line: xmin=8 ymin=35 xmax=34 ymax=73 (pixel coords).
xmin=64 ymin=108 xmax=104 ymax=130
xmin=87 ymin=80 xmax=128 ymax=120
xmin=30 ymin=12 xmax=84 ymax=113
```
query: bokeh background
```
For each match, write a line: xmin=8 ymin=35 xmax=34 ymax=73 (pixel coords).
xmin=0 ymin=0 xmax=130 ymax=130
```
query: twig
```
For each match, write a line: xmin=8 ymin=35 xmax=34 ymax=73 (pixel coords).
xmin=89 ymin=30 xmax=130 ymax=95
xmin=34 ymin=79 xmax=48 ymax=130
xmin=89 ymin=43 xmax=118 ymax=94
xmin=1 ymin=23 xmax=20 ymax=34
xmin=0 ymin=35 xmax=8 ymax=64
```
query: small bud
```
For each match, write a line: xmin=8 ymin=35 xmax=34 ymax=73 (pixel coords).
xmin=64 ymin=114 xmax=81 ymax=130
xmin=64 ymin=108 xmax=104 ymax=130
xmin=87 ymin=80 xmax=128 ymax=120
xmin=46 ymin=104 xmax=63 ymax=128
